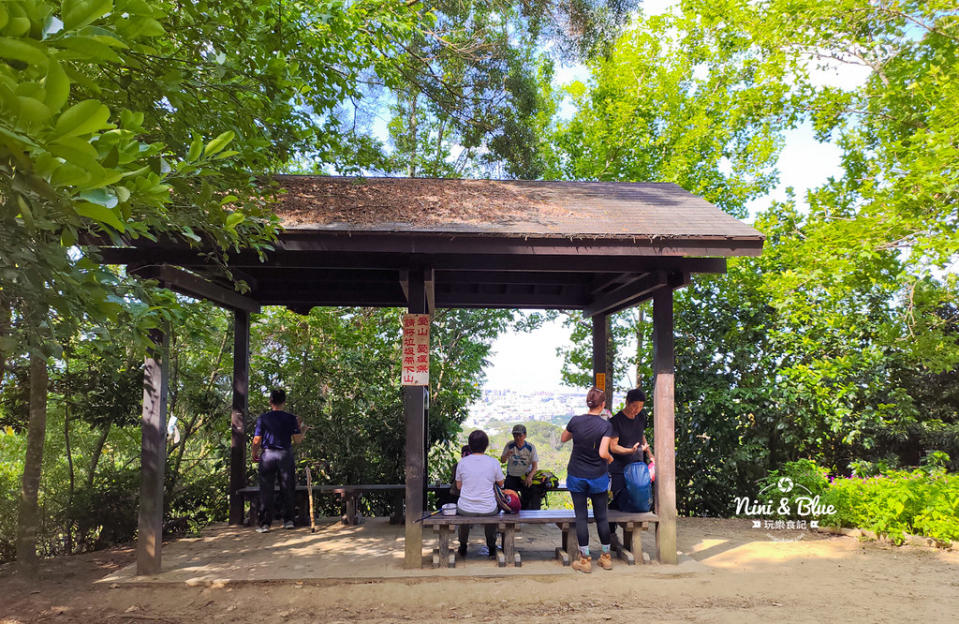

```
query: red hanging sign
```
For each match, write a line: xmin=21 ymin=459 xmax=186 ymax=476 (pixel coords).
xmin=401 ymin=314 xmax=429 ymax=386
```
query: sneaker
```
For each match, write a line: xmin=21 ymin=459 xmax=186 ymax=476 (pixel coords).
xmin=256 ymin=525 xmax=270 ymax=533
xmin=571 ymin=554 xmax=592 ymax=574
xmin=598 ymin=552 xmax=613 ymax=570
xmin=283 ymin=520 xmax=295 ymax=529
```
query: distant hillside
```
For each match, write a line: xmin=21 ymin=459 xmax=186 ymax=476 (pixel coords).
xmin=472 ymin=419 xmax=572 ymax=481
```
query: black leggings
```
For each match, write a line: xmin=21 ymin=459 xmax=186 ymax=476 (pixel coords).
xmin=571 ymin=491 xmax=611 ymax=548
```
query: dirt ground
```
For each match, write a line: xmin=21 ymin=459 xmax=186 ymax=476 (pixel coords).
xmin=2 ymin=517 xmax=958 ymax=624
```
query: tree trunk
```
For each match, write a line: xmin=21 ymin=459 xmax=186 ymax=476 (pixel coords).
xmin=0 ymin=301 xmax=9 ymax=386
xmin=407 ymin=93 xmax=418 ymax=178
xmin=16 ymin=351 xmax=48 ymax=575
xmin=64 ymin=400 xmax=75 ymax=555
xmin=86 ymin=424 xmax=111 ymax=489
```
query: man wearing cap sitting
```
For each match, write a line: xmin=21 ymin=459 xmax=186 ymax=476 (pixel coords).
xmin=500 ymin=424 xmax=539 ymax=509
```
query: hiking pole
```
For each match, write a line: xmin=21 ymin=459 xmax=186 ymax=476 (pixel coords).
xmin=305 ymin=465 xmax=316 ymax=533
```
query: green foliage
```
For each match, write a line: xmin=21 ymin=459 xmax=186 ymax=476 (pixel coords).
xmin=547 ymin=0 xmax=959 ymax=516
xmin=541 ymin=0 xmax=798 ymax=213
xmin=246 ymin=305 xmax=515 ymax=516
xmin=0 ymin=427 xmax=25 ymax=561
xmin=823 ymin=467 xmax=959 ymax=546
xmin=62 ymin=465 xmax=140 ymax=552
xmin=755 ymin=459 xmax=831 ymax=520
xmin=752 ymin=459 xmax=959 ymax=546
xmin=375 ymin=1 xmax=639 ymax=179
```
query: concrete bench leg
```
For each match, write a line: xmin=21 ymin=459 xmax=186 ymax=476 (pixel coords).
xmin=389 ymin=492 xmax=404 ymax=524
xmin=249 ymin=495 xmax=260 ymax=527
xmin=501 ymin=523 xmax=520 ymax=567
xmin=619 ymin=521 xmax=651 ymax=565
xmin=638 ymin=522 xmax=651 ymax=564
xmin=555 ymin=522 xmax=572 ymax=566
xmin=343 ymin=493 xmax=360 ymax=525
xmin=611 ymin=528 xmax=634 ymax=565
xmin=494 ymin=525 xmax=506 ymax=568
xmin=617 ymin=522 xmax=637 ymax=565
xmin=431 ymin=526 xmax=455 ymax=569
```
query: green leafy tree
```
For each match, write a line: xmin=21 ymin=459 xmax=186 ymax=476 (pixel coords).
xmin=546 ymin=0 xmax=958 ymax=514
xmin=248 ymin=307 xmax=515 ymax=495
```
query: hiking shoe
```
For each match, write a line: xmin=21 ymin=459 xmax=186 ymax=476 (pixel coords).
xmin=571 ymin=554 xmax=592 ymax=573
xmin=256 ymin=525 xmax=270 ymax=534
xmin=598 ymin=552 xmax=613 ymax=570
xmin=283 ymin=520 xmax=295 ymax=529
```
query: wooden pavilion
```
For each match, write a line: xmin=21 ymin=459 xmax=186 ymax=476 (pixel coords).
xmin=97 ymin=176 xmax=764 ymax=574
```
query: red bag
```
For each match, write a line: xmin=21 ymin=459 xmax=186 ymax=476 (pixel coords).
xmin=494 ymin=485 xmax=521 ymax=513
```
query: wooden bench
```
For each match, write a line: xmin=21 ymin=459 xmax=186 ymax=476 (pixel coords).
xmin=422 ymin=508 xmax=658 ymax=568
xmin=238 ymin=484 xmax=450 ymax=526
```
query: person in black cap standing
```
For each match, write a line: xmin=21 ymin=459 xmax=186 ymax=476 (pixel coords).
xmin=500 ymin=424 xmax=539 ymax=509
xmin=251 ymin=388 xmax=304 ymax=533
xmin=608 ymin=388 xmax=654 ymax=536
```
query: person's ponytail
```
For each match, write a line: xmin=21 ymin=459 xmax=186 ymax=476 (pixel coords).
xmin=585 ymin=387 xmax=606 ymax=409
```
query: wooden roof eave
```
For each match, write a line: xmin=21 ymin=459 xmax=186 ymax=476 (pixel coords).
xmin=274 ymin=229 xmax=764 ymax=258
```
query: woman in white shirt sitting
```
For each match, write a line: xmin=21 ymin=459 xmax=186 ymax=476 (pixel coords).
xmin=455 ymin=429 xmax=505 ymax=559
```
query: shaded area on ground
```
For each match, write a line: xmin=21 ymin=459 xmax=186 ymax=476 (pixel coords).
xmin=2 ymin=518 xmax=957 ymax=624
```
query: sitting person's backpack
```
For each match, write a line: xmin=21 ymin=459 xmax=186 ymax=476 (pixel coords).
xmin=494 ymin=484 xmax=521 ymax=513
xmin=524 ymin=470 xmax=559 ymax=511
xmin=530 ymin=470 xmax=558 ymax=490
xmin=622 ymin=461 xmax=653 ymax=513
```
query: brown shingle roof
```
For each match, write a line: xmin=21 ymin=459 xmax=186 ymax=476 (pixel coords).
xmin=273 ymin=176 xmax=763 ymax=241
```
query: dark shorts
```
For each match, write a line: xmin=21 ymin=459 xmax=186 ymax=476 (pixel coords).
xmin=566 ymin=473 xmax=609 ymax=495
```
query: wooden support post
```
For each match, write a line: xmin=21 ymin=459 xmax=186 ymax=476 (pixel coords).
xmin=404 ymin=268 xmax=427 ymax=568
xmin=229 ymin=310 xmax=250 ymax=525
xmin=591 ymin=313 xmax=613 ymax=403
xmin=137 ymin=328 xmax=169 ymax=576
xmin=423 ymin=267 xmax=434 ymax=505
xmin=653 ymin=286 xmax=677 ymax=564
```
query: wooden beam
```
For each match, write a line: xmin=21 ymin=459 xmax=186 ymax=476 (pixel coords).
xmin=98 ymin=247 xmax=729 ymax=275
xmin=583 ymin=272 xmax=668 ymax=318
xmin=653 ymin=287 xmax=677 ymax=565
xmin=436 ymin=287 xmax=589 ymax=309
xmin=591 ymin=272 xmax=634 ymax=295
xmin=259 ymin=294 xmax=408 ymax=308
xmin=133 ymin=265 xmax=261 ymax=313
xmin=424 ymin=267 xmax=435 ymax=314
xmin=137 ymin=328 xmax=169 ymax=576
xmin=229 ymin=310 xmax=250 ymax=525
xmin=592 ymin=314 xmax=609 ymax=400
xmin=257 ymin=284 xmax=590 ymax=309
xmin=404 ymin=269 xmax=427 ymax=569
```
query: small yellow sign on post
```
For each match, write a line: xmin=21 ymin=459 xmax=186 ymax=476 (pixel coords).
xmin=595 ymin=373 xmax=605 ymax=391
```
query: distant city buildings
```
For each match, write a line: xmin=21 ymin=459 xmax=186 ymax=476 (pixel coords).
xmin=465 ymin=388 xmax=584 ymax=428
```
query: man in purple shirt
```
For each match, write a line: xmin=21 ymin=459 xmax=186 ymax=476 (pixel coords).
xmin=251 ymin=388 xmax=303 ymax=532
